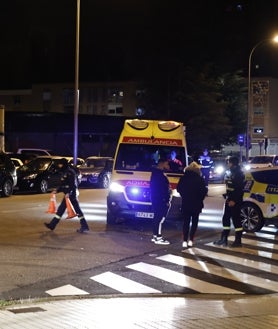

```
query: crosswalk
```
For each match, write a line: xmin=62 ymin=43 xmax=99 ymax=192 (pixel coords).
xmin=46 ymin=226 xmax=278 ymax=297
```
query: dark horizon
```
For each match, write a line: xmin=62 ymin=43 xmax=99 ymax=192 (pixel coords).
xmin=1 ymin=0 xmax=278 ymax=89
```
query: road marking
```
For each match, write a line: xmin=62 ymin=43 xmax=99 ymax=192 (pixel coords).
xmin=126 ymin=262 xmax=243 ymax=294
xmin=158 ymin=254 xmax=278 ymax=293
xmin=90 ymin=271 xmax=161 ymax=293
xmin=228 ymin=238 xmax=278 ymax=260
xmin=191 ymin=246 xmax=278 ymax=274
xmin=46 ymin=284 xmax=89 ymax=296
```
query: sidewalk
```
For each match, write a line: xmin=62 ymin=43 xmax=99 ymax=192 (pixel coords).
xmin=1 ymin=294 xmax=278 ymax=328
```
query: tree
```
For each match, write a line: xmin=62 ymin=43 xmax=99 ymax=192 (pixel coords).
xmin=170 ymin=64 xmax=247 ymax=153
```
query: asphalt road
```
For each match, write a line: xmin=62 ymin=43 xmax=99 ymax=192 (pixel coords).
xmin=1 ymin=185 xmax=277 ymax=301
xmin=0 ymin=186 xmax=222 ymax=297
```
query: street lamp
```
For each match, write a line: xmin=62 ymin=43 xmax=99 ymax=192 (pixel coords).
xmin=246 ymin=35 xmax=278 ymax=161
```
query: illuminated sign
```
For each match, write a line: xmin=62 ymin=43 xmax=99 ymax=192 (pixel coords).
xmin=122 ymin=136 xmax=183 ymax=146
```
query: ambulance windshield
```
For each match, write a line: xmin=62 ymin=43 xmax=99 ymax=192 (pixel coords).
xmin=115 ymin=144 xmax=186 ymax=173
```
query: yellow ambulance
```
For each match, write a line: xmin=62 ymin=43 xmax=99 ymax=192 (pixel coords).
xmin=241 ymin=167 xmax=278 ymax=231
xmin=106 ymin=119 xmax=188 ymax=224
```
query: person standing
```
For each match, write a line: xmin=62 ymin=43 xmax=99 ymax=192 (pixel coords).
xmin=198 ymin=149 xmax=213 ymax=188
xmin=150 ymin=158 xmax=171 ymax=244
xmin=177 ymin=161 xmax=207 ymax=248
xmin=214 ymin=156 xmax=245 ymax=247
xmin=44 ymin=158 xmax=90 ymax=233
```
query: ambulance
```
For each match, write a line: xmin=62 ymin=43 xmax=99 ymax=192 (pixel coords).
xmin=241 ymin=167 xmax=278 ymax=232
xmin=106 ymin=119 xmax=188 ymax=224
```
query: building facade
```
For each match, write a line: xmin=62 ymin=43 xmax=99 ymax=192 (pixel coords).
xmin=0 ymin=80 xmax=147 ymax=157
xmin=249 ymin=77 xmax=278 ymax=156
xmin=0 ymin=80 xmax=141 ymax=117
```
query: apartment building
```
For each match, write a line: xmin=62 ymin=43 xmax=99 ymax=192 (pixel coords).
xmin=0 ymin=80 xmax=148 ymax=156
xmin=0 ymin=80 xmax=143 ymax=117
xmin=249 ymin=77 xmax=278 ymax=155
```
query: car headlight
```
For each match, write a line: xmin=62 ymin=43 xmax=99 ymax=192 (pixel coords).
xmin=215 ymin=165 xmax=225 ymax=175
xmin=244 ymin=164 xmax=251 ymax=171
xmin=23 ymin=173 xmax=38 ymax=180
xmin=109 ymin=182 xmax=125 ymax=193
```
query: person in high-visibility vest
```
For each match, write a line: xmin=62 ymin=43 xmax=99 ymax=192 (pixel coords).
xmin=44 ymin=158 xmax=89 ymax=233
xmin=198 ymin=149 xmax=213 ymax=188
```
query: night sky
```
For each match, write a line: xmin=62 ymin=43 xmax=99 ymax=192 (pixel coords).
xmin=1 ymin=0 xmax=278 ymax=89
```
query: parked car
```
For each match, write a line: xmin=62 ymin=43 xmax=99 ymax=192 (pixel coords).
xmin=16 ymin=148 xmax=52 ymax=156
xmin=244 ymin=155 xmax=278 ymax=170
xmin=15 ymin=156 xmax=66 ymax=193
xmin=62 ymin=157 xmax=85 ymax=167
xmin=8 ymin=153 xmax=37 ymax=164
xmin=79 ymin=156 xmax=114 ymax=188
xmin=240 ymin=167 xmax=278 ymax=232
xmin=0 ymin=152 xmax=17 ymax=197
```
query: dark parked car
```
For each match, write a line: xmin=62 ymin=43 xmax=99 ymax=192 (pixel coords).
xmin=0 ymin=152 xmax=17 ymax=197
xmin=15 ymin=156 xmax=67 ymax=193
xmin=79 ymin=156 xmax=114 ymax=188
xmin=244 ymin=154 xmax=278 ymax=170
xmin=8 ymin=153 xmax=37 ymax=164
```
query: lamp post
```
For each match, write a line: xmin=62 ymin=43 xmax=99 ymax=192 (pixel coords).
xmin=73 ymin=0 xmax=80 ymax=165
xmin=246 ymin=36 xmax=278 ymax=162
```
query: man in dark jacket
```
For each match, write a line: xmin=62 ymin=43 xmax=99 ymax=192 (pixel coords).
xmin=214 ymin=156 xmax=245 ymax=247
xmin=150 ymin=158 xmax=171 ymax=244
xmin=44 ymin=158 xmax=90 ymax=233
xmin=177 ymin=161 xmax=207 ymax=248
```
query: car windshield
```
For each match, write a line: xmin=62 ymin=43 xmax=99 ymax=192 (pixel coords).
xmin=115 ymin=144 xmax=186 ymax=173
xmin=22 ymin=158 xmax=52 ymax=171
xmin=251 ymin=156 xmax=274 ymax=164
xmin=85 ymin=159 xmax=107 ymax=168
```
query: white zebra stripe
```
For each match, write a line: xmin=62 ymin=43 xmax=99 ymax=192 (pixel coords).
xmin=126 ymin=262 xmax=243 ymax=294
xmin=90 ymin=271 xmax=161 ymax=293
xmin=189 ymin=247 xmax=278 ymax=274
xmin=228 ymin=238 xmax=278 ymax=260
xmin=157 ymin=254 xmax=278 ymax=292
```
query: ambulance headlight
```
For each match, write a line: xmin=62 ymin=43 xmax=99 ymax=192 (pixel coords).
xmin=109 ymin=182 xmax=125 ymax=193
xmin=130 ymin=187 xmax=140 ymax=195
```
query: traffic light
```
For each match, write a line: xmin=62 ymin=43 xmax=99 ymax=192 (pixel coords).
xmin=237 ymin=134 xmax=244 ymax=146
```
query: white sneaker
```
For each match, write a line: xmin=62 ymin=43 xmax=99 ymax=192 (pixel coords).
xmin=188 ymin=240 xmax=193 ymax=247
xmin=152 ymin=236 xmax=170 ymax=245
xmin=182 ymin=241 xmax=188 ymax=248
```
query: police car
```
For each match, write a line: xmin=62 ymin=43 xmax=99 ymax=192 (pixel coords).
xmin=240 ymin=167 xmax=278 ymax=232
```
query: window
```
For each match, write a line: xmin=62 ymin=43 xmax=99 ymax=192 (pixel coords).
xmin=253 ymin=127 xmax=264 ymax=134
xmin=108 ymin=106 xmax=123 ymax=114
xmin=63 ymin=89 xmax=74 ymax=105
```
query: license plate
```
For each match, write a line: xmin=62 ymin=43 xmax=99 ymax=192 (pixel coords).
xmin=135 ymin=212 xmax=154 ymax=218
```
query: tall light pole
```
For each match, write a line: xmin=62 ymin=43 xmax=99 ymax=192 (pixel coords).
xmin=73 ymin=0 xmax=80 ymax=165
xmin=246 ymin=35 xmax=278 ymax=162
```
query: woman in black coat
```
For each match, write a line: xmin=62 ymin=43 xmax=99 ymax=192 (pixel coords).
xmin=177 ymin=161 xmax=208 ymax=248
